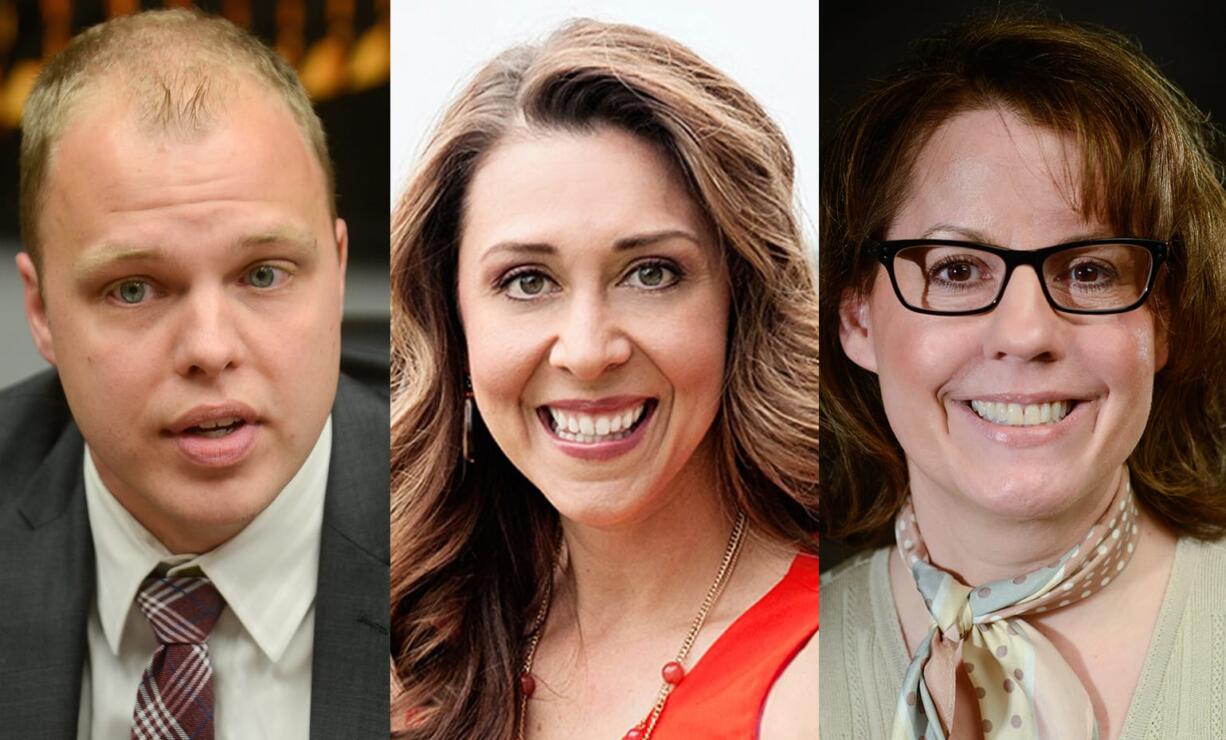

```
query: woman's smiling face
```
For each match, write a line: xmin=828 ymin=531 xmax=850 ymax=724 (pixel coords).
xmin=456 ymin=126 xmax=730 ymax=527
xmin=841 ymin=108 xmax=1167 ymax=520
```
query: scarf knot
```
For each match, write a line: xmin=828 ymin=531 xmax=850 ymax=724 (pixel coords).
xmin=890 ymin=470 xmax=1140 ymax=740
xmin=941 ymin=599 xmax=976 ymax=642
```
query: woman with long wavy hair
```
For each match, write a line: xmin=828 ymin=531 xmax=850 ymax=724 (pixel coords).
xmin=390 ymin=19 xmax=819 ymax=740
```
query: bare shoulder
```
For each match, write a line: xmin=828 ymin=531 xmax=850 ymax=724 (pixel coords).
xmin=759 ymin=629 xmax=819 ymax=739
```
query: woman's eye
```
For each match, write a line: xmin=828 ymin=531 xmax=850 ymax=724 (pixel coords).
xmin=623 ymin=262 xmax=681 ymax=290
xmin=937 ymin=261 xmax=977 ymax=282
xmin=502 ymin=271 xmax=556 ymax=300
xmin=247 ymin=264 xmax=286 ymax=288
xmin=1070 ymin=262 xmax=1110 ymax=284
xmin=110 ymin=279 xmax=153 ymax=305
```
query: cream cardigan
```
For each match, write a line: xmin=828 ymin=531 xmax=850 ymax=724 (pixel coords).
xmin=820 ymin=537 xmax=1226 ymax=739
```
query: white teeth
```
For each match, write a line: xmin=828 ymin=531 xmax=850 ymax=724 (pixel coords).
xmin=545 ymin=401 xmax=649 ymax=444
xmin=189 ymin=417 xmax=241 ymax=438
xmin=969 ymin=400 xmax=1071 ymax=427
xmin=555 ymin=429 xmax=634 ymax=444
xmin=196 ymin=416 xmax=238 ymax=430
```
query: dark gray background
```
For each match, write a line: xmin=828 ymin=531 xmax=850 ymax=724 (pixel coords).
xmin=822 ymin=1 xmax=1226 ymax=153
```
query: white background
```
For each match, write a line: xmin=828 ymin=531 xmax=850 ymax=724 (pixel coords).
xmin=390 ymin=0 xmax=819 ymax=245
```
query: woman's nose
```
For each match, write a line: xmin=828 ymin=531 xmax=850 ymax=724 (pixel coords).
xmin=981 ymin=266 xmax=1066 ymax=363
xmin=547 ymin=294 xmax=633 ymax=380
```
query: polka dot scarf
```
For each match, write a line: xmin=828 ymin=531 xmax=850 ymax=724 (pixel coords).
xmin=891 ymin=471 xmax=1140 ymax=740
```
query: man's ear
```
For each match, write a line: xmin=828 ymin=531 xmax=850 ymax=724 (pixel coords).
xmin=839 ymin=288 xmax=878 ymax=373
xmin=334 ymin=217 xmax=349 ymax=312
xmin=15 ymin=252 xmax=57 ymax=366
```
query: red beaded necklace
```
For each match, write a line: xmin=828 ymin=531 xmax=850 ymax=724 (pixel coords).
xmin=516 ymin=511 xmax=748 ymax=740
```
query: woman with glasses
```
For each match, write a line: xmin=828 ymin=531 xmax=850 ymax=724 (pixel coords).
xmin=820 ymin=15 xmax=1226 ymax=740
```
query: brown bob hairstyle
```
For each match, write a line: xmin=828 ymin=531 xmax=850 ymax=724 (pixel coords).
xmin=390 ymin=19 xmax=819 ymax=739
xmin=820 ymin=15 xmax=1226 ymax=547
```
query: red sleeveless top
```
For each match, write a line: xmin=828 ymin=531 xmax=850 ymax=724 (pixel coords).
xmin=650 ymin=553 xmax=819 ymax=739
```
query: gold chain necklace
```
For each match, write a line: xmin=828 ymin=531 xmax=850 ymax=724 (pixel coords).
xmin=516 ymin=510 xmax=748 ymax=740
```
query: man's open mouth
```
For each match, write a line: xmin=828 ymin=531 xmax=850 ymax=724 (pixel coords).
xmin=166 ymin=403 xmax=261 ymax=467
xmin=183 ymin=417 xmax=247 ymax=438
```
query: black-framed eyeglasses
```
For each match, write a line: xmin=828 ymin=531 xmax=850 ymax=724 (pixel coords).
xmin=866 ymin=238 xmax=1168 ymax=316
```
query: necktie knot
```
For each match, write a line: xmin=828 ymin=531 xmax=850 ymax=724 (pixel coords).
xmin=136 ymin=576 xmax=224 ymax=645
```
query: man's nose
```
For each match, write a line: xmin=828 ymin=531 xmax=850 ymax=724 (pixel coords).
xmin=982 ymin=266 xmax=1066 ymax=362
xmin=547 ymin=293 xmax=632 ymax=381
xmin=171 ymin=287 xmax=246 ymax=378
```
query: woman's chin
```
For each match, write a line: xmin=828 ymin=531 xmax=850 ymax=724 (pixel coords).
xmin=540 ymin=480 xmax=657 ymax=530
xmin=941 ymin=467 xmax=1117 ymax=522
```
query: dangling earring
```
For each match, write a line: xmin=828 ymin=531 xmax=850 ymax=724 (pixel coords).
xmin=462 ymin=375 xmax=476 ymax=464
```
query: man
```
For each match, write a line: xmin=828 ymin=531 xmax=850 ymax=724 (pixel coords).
xmin=0 ymin=10 xmax=388 ymax=738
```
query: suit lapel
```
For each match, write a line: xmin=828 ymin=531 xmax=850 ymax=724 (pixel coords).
xmin=309 ymin=374 xmax=390 ymax=738
xmin=0 ymin=421 xmax=92 ymax=737
xmin=0 ymin=368 xmax=390 ymax=736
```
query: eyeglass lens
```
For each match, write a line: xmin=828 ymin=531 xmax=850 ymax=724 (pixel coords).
xmin=892 ymin=243 xmax=1154 ymax=312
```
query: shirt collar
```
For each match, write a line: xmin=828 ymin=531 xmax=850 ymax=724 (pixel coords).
xmin=85 ymin=416 xmax=332 ymax=662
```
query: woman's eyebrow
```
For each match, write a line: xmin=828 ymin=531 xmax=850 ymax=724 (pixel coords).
xmin=480 ymin=241 xmax=555 ymax=262
xmin=481 ymin=229 xmax=701 ymax=262
xmin=919 ymin=223 xmax=993 ymax=242
xmin=919 ymin=223 xmax=1116 ymax=244
xmin=613 ymin=228 xmax=701 ymax=251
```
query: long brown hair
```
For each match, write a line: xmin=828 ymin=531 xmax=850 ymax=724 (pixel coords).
xmin=390 ymin=19 xmax=819 ymax=738
xmin=820 ymin=15 xmax=1226 ymax=546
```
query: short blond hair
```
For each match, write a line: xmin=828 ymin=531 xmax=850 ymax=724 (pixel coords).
xmin=20 ymin=8 xmax=335 ymax=266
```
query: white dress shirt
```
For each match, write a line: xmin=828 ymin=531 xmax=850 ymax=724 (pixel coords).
xmin=77 ymin=417 xmax=332 ymax=739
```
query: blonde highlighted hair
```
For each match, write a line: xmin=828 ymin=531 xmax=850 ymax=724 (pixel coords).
xmin=390 ymin=19 xmax=818 ymax=738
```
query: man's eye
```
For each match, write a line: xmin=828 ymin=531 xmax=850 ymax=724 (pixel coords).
xmin=112 ymin=280 xmax=152 ymax=304
xmin=247 ymin=264 xmax=286 ymax=288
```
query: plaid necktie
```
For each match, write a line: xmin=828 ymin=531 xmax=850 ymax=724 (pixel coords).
xmin=131 ymin=576 xmax=225 ymax=740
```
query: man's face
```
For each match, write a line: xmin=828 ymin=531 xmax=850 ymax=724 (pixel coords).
xmin=18 ymin=81 xmax=347 ymax=553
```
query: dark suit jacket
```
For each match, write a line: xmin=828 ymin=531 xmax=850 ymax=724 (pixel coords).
xmin=0 ymin=354 xmax=389 ymax=738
